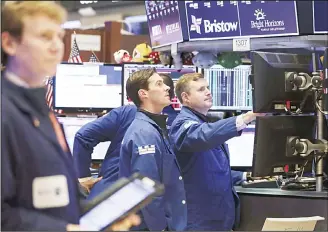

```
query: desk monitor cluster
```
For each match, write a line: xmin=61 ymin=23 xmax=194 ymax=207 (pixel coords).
xmin=250 ymin=50 xmax=328 ymax=191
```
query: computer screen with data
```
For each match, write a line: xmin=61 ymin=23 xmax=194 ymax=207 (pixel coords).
xmin=122 ymin=63 xmax=196 ymax=106
xmin=54 ymin=63 xmax=123 ymax=111
xmin=58 ymin=117 xmax=110 ymax=160
xmin=204 ymin=64 xmax=252 ymax=111
xmin=226 ymin=124 xmax=255 ymax=168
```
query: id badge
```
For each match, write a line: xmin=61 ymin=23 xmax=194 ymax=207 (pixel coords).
xmin=32 ymin=175 xmax=70 ymax=209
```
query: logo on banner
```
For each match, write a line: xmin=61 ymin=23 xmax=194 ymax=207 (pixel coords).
xmin=189 ymin=15 xmax=238 ymax=34
xmin=190 ymin=15 xmax=202 ymax=34
xmin=251 ymin=9 xmax=285 ymax=32
xmin=166 ymin=22 xmax=180 ymax=34
xmin=152 ymin=25 xmax=162 ymax=37
xmin=254 ymin=9 xmax=266 ymax=20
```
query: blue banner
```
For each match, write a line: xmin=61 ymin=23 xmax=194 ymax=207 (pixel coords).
xmin=186 ymin=1 xmax=240 ymax=40
xmin=238 ymin=0 xmax=299 ymax=37
xmin=313 ymin=1 xmax=328 ymax=34
xmin=145 ymin=0 xmax=184 ymax=48
xmin=185 ymin=0 xmax=299 ymax=40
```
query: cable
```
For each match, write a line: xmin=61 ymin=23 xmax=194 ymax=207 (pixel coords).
xmin=300 ymin=160 xmax=308 ymax=178
xmin=315 ymin=90 xmax=328 ymax=115
xmin=284 ymin=86 xmax=314 ymax=115
xmin=315 ymin=154 xmax=325 ymax=165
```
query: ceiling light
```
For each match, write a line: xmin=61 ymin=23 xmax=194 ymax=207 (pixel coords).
xmin=78 ymin=7 xmax=96 ymax=17
xmin=80 ymin=1 xmax=98 ymax=4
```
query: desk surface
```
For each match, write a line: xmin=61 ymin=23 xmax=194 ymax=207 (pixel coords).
xmin=235 ymin=186 xmax=328 ymax=199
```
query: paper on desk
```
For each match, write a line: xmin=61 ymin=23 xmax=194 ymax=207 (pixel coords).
xmin=262 ymin=216 xmax=325 ymax=231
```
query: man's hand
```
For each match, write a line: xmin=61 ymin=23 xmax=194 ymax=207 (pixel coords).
xmin=109 ymin=213 xmax=141 ymax=231
xmin=242 ymin=111 xmax=266 ymax=124
xmin=66 ymin=224 xmax=81 ymax=231
xmin=78 ymin=176 xmax=102 ymax=193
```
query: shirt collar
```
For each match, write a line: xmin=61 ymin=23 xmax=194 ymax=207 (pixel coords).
xmin=5 ymin=71 xmax=30 ymax=88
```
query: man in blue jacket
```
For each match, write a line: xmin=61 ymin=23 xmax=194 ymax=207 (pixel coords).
xmin=119 ymin=68 xmax=187 ymax=231
xmin=169 ymin=73 xmax=263 ymax=231
xmin=73 ymin=74 xmax=178 ymax=199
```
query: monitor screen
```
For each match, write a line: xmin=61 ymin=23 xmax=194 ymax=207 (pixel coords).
xmin=251 ymin=51 xmax=314 ymax=113
xmin=204 ymin=64 xmax=252 ymax=111
xmin=226 ymin=123 xmax=255 ymax=168
xmin=122 ymin=63 xmax=196 ymax=107
xmin=58 ymin=117 xmax=110 ymax=160
xmin=54 ymin=63 xmax=123 ymax=111
xmin=252 ymin=115 xmax=315 ymax=177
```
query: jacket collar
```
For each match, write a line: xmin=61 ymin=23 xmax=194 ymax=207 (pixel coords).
xmin=2 ymin=75 xmax=49 ymax=116
xmin=139 ymin=109 xmax=168 ymax=132
xmin=181 ymin=106 xmax=207 ymax=122
xmin=181 ymin=106 xmax=219 ymax=123
xmin=5 ymin=71 xmax=30 ymax=88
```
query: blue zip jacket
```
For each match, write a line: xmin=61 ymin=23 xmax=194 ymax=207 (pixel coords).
xmin=119 ymin=111 xmax=187 ymax=231
xmin=169 ymin=106 xmax=241 ymax=231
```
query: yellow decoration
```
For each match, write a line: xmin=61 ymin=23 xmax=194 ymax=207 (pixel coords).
xmin=132 ymin=43 xmax=152 ymax=62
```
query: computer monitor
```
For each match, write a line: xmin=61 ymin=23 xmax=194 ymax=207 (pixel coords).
xmin=58 ymin=117 xmax=110 ymax=160
xmin=54 ymin=63 xmax=123 ymax=112
xmin=252 ymin=115 xmax=316 ymax=177
xmin=204 ymin=64 xmax=253 ymax=111
xmin=251 ymin=51 xmax=314 ymax=113
xmin=122 ymin=63 xmax=196 ymax=106
xmin=226 ymin=123 xmax=255 ymax=170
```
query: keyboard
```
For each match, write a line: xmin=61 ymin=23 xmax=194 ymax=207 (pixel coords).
xmin=242 ymin=179 xmax=280 ymax=188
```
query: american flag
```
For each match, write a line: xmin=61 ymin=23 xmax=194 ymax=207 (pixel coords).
xmin=45 ymin=77 xmax=63 ymax=114
xmin=45 ymin=77 xmax=54 ymax=108
xmin=89 ymin=51 xmax=99 ymax=62
xmin=68 ymin=36 xmax=82 ymax=63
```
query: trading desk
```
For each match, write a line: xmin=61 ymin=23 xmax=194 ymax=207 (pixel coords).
xmin=235 ymin=187 xmax=328 ymax=231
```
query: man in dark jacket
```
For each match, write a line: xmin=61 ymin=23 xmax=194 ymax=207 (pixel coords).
xmin=169 ymin=73 xmax=264 ymax=230
xmin=119 ymin=69 xmax=187 ymax=231
xmin=1 ymin=1 xmax=139 ymax=230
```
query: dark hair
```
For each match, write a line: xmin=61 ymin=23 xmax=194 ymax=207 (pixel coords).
xmin=126 ymin=68 xmax=156 ymax=107
xmin=159 ymin=73 xmax=174 ymax=99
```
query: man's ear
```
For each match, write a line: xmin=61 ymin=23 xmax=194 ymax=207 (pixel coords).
xmin=181 ymin=92 xmax=189 ymax=104
xmin=1 ymin=32 xmax=19 ymax=56
xmin=138 ymin=89 xmax=148 ymax=100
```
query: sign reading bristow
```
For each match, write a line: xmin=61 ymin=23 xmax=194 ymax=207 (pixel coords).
xmin=238 ymin=1 xmax=298 ymax=37
xmin=186 ymin=1 xmax=240 ymax=40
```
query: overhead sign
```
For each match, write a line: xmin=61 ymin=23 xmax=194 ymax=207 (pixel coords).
xmin=185 ymin=0 xmax=299 ymax=41
xmin=238 ymin=0 xmax=299 ymax=37
xmin=312 ymin=1 xmax=328 ymax=34
xmin=145 ymin=0 xmax=184 ymax=48
xmin=186 ymin=1 xmax=240 ymax=40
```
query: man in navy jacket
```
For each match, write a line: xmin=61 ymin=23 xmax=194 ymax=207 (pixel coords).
xmin=119 ymin=68 xmax=187 ymax=231
xmin=1 ymin=1 xmax=140 ymax=231
xmin=169 ymin=73 xmax=263 ymax=230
